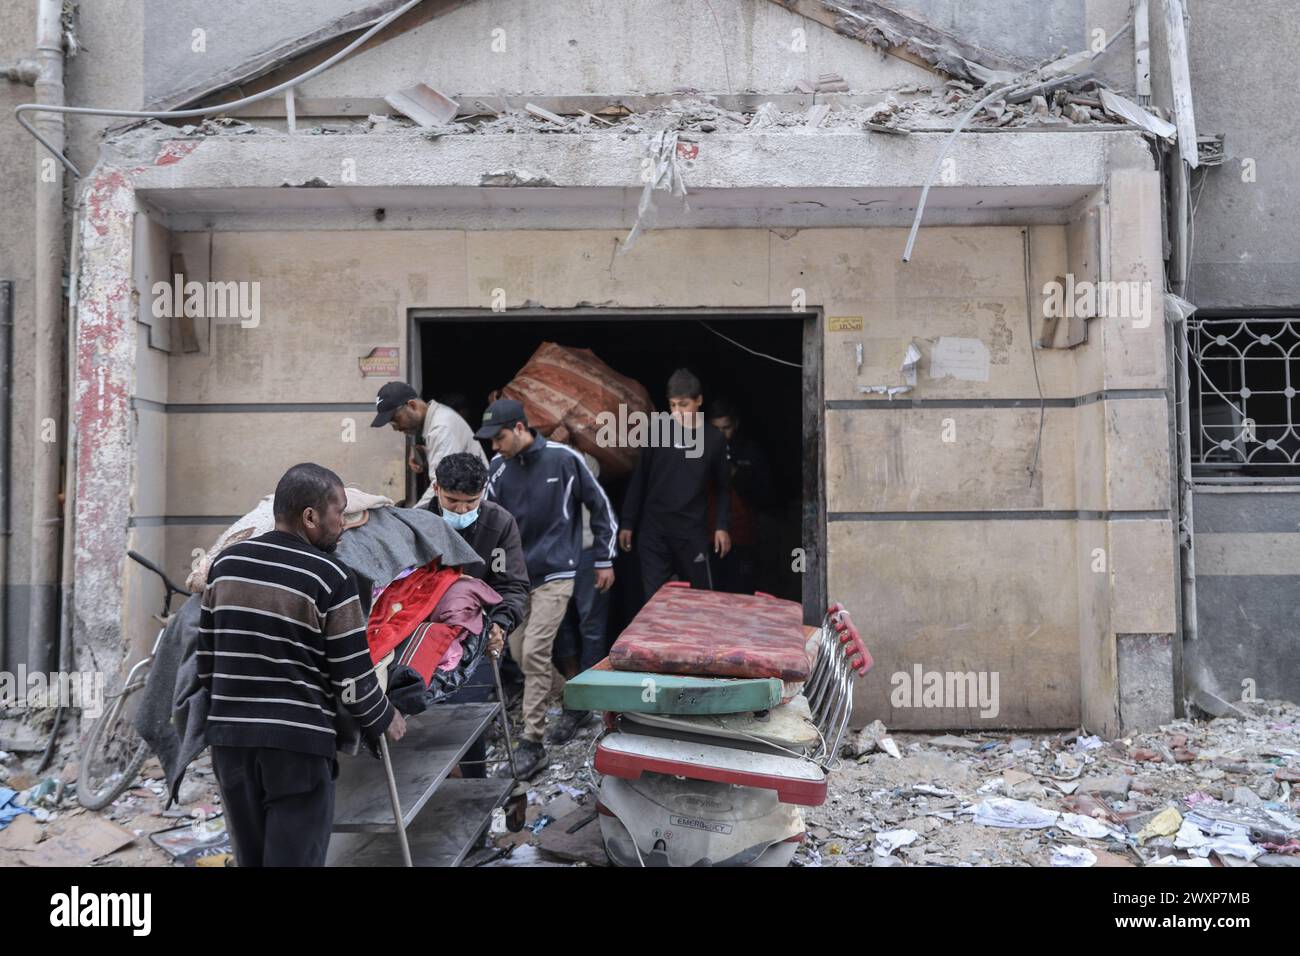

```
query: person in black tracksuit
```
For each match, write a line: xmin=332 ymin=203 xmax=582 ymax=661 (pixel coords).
xmin=618 ymin=368 xmax=731 ymax=607
xmin=477 ymin=398 xmax=618 ymax=777
xmin=423 ymin=452 xmax=530 ymax=778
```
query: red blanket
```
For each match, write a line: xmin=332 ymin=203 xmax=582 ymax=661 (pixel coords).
xmin=367 ymin=565 xmax=461 ymax=664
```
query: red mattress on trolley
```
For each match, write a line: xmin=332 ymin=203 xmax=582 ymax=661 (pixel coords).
xmin=609 ymin=583 xmax=811 ymax=682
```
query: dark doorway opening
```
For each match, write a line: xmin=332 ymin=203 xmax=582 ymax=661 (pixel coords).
xmin=411 ymin=311 xmax=822 ymax=640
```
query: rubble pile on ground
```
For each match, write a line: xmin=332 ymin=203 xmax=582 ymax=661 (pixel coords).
xmin=0 ymin=710 xmax=225 ymax=867
xmin=800 ymin=698 xmax=1300 ymax=867
xmin=6 ymin=697 xmax=1295 ymax=867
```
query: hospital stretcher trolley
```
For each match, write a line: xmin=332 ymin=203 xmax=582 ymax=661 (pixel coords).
xmin=325 ymin=649 xmax=520 ymax=867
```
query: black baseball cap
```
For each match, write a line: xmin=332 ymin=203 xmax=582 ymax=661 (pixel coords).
xmin=370 ymin=381 xmax=418 ymax=427
xmin=475 ymin=398 xmax=526 ymax=439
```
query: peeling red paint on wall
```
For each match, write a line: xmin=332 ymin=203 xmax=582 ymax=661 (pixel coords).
xmin=84 ymin=168 xmax=129 ymax=237
xmin=153 ymin=140 xmax=200 ymax=167
xmin=74 ymin=160 xmax=138 ymax=638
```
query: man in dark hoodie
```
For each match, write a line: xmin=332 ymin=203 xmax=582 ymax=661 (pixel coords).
xmin=618 ymin=369 xmax=731 ymax=606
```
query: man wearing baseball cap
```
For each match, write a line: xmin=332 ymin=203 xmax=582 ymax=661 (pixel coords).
xmin=477 ymin=398 xmax=618 ymax=778
xmin=371 ymin=381 xmax=486 ymax=508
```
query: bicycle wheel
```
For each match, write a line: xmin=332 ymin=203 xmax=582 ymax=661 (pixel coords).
xmin=77 ymin=678 xmax=151 ymax=810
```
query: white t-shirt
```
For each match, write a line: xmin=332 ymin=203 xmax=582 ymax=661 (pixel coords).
xmin=414 ymin=401 xmax=488 ymax=508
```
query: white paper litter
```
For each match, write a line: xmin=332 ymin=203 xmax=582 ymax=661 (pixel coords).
xmin=913 ymin=784 xmax=955 ymax=797
xmin=1051 ymin=845 xmax=1097 ymax=867
xmin=1191 ymin=836 xmax=1264 ymax=862
xmin=873 ymin=828 xmax=920 ymax=857
xmin=966 ymin=798 xmax=1060 ymax=829
xmin=1173 ymin=819 xmax=1211 ymax=850
xmin=1058 ymin=812 xmax=1124 ymax=841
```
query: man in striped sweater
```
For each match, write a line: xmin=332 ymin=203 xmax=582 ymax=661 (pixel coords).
xmin=198 ymin=462 xmax=406 ymax=867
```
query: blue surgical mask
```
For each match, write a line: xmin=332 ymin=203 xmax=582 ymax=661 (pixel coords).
xmin=441 ymin=506 xmax=479 ymax=530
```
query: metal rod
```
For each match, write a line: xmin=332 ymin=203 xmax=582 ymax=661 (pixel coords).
xmin=1176 ymin=311 xmax=1199 ymax=704
xmin=0 ymin=281 xmax=12 ymax=667
xmin=378 ymin=735 xmax=413 ymax=867
xmin=489 ymin=652 xmax=518 ymax=779
xmin=58 ymin=208 xmax=79 ymax=681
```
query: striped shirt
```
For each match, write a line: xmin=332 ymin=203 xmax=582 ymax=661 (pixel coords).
xmin=197 ymin=530 xmax=394 ymax=757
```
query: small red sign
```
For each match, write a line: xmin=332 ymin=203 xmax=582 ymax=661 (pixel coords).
xmin=359 ymin=346 xmax=400 ymax=377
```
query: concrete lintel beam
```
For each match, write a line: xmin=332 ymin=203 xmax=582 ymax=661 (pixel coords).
xmin=125 ymin=129 xmax=1140 ymax=195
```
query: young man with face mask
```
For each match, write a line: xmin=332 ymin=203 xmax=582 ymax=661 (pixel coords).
xmin=425 ymin=452 xmax=529 ymax=662
xmin=198 ymin=462 xmax=406 ymax=867
xmin=425 ymin=451 xmax=530 ymax=777
xmin=370 ymin=381 xmax=487 ymax=508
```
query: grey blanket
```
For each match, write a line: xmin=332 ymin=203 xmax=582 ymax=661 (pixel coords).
xmin=133 ymin=506 xmax=488 ymax=804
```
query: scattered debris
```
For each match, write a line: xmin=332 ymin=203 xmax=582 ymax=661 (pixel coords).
xmin=815 ymin=72 xmax=849 ymax=93
xmin=797 ymin=698 xmax=1300 ymax=867
xmin=525 ymin=102 xmax=570 ymax=127
xmin=873 ymin=828 xmax=919 ymax=857
xmin=804 ymin=103 xmax=832 ymax=128
xmin=1098 ymin=88 xmax=1176 ymax=140
xmin=4 ymin=688 xmax=1295 ymax=868
xmin=1051 ymin=845 xmax=1096 ymax=867
xmin=383 ymin=83 xmax=459 ymax=127
xmin=621 ymin=129 xmax=690 ymax=251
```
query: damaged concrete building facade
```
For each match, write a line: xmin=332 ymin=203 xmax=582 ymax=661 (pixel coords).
xmin=0 ymin=0 xmax=1290 ymax=739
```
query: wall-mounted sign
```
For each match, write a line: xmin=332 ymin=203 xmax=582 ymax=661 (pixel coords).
xmin=359 ymin=346 xmax=400 ymax=377
xmin=827 ymin=316 xmax=863 ymax=332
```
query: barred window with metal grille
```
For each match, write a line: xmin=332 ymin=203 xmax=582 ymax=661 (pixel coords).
xmin=1190 ymin=314 xmax=1300 ymax=480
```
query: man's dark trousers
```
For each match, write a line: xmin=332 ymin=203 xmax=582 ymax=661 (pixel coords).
xmin=638 ymin=527 xmax=713 ymax=602
xmin=556 ymin=546 xmax=613 ymax=672
xmin=211 ymin=745 xmax=336 ymax=867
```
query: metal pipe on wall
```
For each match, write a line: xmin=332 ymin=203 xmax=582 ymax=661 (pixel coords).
xmin=59 ymin=209 xmax=80 ymax=677
xmin=0 ymin=280 xmax=13 ymax=665
xmin=28 ymin=0 xmax=66 ymax=673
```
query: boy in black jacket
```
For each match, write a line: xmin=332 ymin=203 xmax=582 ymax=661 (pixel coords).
xmin=425 ymin=451 xmax=530 ymax=778
xmin=618 ymin=369 xmax=731 ymax=606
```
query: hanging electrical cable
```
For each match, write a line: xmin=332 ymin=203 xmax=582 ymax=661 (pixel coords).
xmin=14 ymin=0 xmax=429 ymax=178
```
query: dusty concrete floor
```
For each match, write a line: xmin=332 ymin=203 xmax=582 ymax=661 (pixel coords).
xmin=3 ymin=698 xmax=1298 ymax=867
